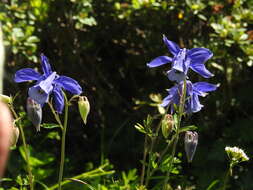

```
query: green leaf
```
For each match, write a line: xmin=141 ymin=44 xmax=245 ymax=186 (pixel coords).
xmin=26 ymin=36 xmax=40 ymax=43
xmin=206 ymin=180 xmax=220 ymax=190
xmin=179 ymin=125 xmax=197 ymax=133
xmin=41 ymin=123 xmax=60 ymax=129
xmin=134 ymin=123 xmax=145 ymax=134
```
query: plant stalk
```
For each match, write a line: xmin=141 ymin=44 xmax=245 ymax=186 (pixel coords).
xmin=163 ymin=80 xmax=187 ymax=190
xmin=222 ymin=163 xmax=233 ymax=190
xmin=58 ymin=94 xmax=69 ymax=190
xmin=9 ymin=105 xmax=34 ymax=190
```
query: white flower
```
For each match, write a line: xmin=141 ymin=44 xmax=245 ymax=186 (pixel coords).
xmin=225 ymin=146 xmax=249 ymax=162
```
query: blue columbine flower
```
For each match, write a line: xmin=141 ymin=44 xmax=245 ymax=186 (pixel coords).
xmin=161 ymin=80 xmax=217 ymax=114
xmin=14 ymin=54 xmax=82 ymax=113
xmin=147 ymin=35 xmax=214 ymax=82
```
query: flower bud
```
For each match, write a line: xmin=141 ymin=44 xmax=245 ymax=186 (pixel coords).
xmin=0 ymin=94 xmax=11 ymax=104
xmin=78 ymin=96 xmax=90 ymax=125
xmin=161 ymin=114 xmax=174 ymax=138
xmin=26 ymin=97 xmax=42 ymax=132
xmin=184 ymin=131 xmax=198 ymax=162
xmin=10 ymin=126 xmax=19 ymax=147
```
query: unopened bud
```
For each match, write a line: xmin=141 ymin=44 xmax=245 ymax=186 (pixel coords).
xmin=0 ymin=94 xmax=11 ymax=104
xmin=78 ymin=96 xmax=90 ymax=125
xmin=26 ymin=97 xmax=42 ymax=132
xmin=184 ymin=131 xmax=198 ymax=162
xmin=161 ymin=114 xmax=174 ymax=138
xmin=10 ymin=126 xmax=19 ymax=147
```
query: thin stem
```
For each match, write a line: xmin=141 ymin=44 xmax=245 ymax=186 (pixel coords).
xmin=48 ymin=102 xmax=63 ymax=130
xmin=58 ymin=93 xmax=69 ymax=190
xmin=222 ymin=163 xmax=233 ymax=190
xmin=145 ymin=137 xmax=155 ymax=187
xmin=49 ymin=163 xmax=115 ymax=190
xmin=163 ymin=80 xmax=187 ymax=190
xmin=9 ymin=105 xmax=34 ymax=190
xmin=144 ymin=108 xmax=169 ymax=187
xmin=149 ymin=135 xmax=176 ymax=178
xmin=140 ymin=134 xmax=148 ymax=186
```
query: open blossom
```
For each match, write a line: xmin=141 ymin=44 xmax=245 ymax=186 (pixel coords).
xmin=161 ymin=80 xmax=218 ymax=114
xmin=147 ymin=35 xmax=213 ymax=82
xmin=225 ymin=146 xmax=249 ymax=162
xmin=14 ymin=54 xmax=82 ymax=113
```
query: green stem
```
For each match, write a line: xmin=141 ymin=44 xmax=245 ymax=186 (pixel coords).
xmin=58 ymin=93 xmax=69 ymax=190
xmin=222 ymin=163 xmax=233 ymax=190
xmin=140 ymin=134 xmax=148 ymax=186
xmin=163 ymin=80 xmax=187 ymax=190
xmin=145 ymin=108 xmax=169 ymax=187
xmin=48 ymin=102 xmax=63 ymax=130
xmin=9 ymin=105 xmax=34 ymax=190
xmin=145 ymin=137 xmax=155 ymax=187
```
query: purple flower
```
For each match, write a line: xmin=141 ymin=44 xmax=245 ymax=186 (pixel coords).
xmin=14 ymin=54 xmax=82 ymax=113
xmin=161 ymin=80 xmax=218 ymax=114
xmin=147 ymin=35 xmax=214 ymax=82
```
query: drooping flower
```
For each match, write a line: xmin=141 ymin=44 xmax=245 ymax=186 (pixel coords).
xmin=26 ymin=97 xmax=42 ymax=132
xmin=147 ymin=35 xmax=214 ymax=82
xmin=184 ymin=131 xmax=198 ymax=162
xmin=14 ymin=54 xmax=82 ymax=113
xmin=161 ymin=80 xmax=218 ymax=114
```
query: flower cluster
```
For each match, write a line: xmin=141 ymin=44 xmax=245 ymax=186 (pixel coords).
xmin=147 ymin=35 xmax=217 ymax=113
xmin=225 ymin=146 xmax=249 ymax=163
xmin=14 ymin=54 xmax=82 ymax=113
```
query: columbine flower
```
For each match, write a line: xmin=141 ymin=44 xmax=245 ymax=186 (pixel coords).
xmin=225 ymin=146 xmax=249 ymax=163
xmin=161 ymin=80 xmax=218 ymax=113
xmin=147 ymin=35 xmax=213 ymax=82
xmin=14 ymin=54 xmax=82 ymax=113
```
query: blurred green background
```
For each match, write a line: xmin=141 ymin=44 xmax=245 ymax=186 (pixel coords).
xmin=1 ymin=0 xmax=253 ymax=189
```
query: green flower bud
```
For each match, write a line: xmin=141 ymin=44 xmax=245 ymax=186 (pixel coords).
xmin=78 ymin=96 xmax=90 ymax=125
xmin=10 ymin=126 xmax=19 ymax=147
xmin=161 ymin=114 xmax=174 ymax=138
xmin=0 ymin=94 xmax=11 ymax=104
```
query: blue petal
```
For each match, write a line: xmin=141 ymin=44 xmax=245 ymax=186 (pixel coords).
xmin=54 ymin=76 xmax=82 ymax=95
xmin=188 ymin=48 xmax=214 ymax=78
xmin=190 ymin=62 xmax=214 ymax=78
xmin=193 ymin=82 xmax=218 ymax=97
xmin=167 ymin=69 xmax=186 ymax=83
xmin=160 ymin=94 xmax=173 ymax=107
xmin=185 ymin=80 xmax=193 ymax=96
xmin=41 ymin=54 xmax=52 ymax=76
xmin=147 ymin=56 xmax=172 ymax=68
xmin=172 ymin=48 xmax=187 ymax=73
xmin=53 ymin=86 xmax=64 ymax=113
xmin=28 ymin=72 xmax=57 ymax=104
xmin=28 ymin=85 xmax=50 ymax=105
xmin=14 ymin=68 xmax=41 ymax=83
xmin=190 ymin=94 xmax=203 ymax=113
xmin=163 ymin=35 xmax=180 ymax=56
xmin=188 ymin=48 xmax=213 ymax=63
